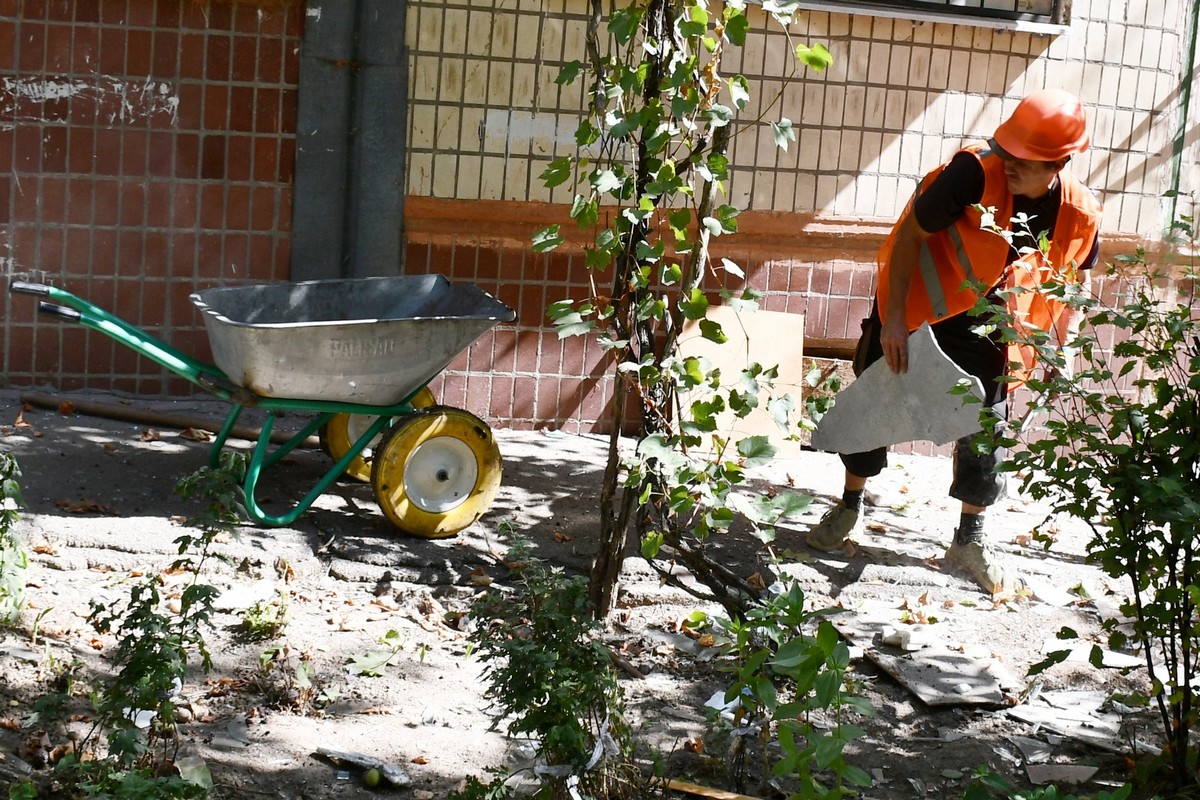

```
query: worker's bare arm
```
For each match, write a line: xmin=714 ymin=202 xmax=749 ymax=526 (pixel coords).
xmin=881 ymin=213 xmax=933 ymax=373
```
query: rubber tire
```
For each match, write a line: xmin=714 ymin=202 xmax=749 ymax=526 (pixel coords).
xmin=370 ymin=406 xmax=502 ymax=538
xmin=319 ymin=388 xmax=435 ymax=482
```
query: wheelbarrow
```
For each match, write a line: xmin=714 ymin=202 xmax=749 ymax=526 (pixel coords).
xmin=10 ymin=275 xmax=517 ymax=538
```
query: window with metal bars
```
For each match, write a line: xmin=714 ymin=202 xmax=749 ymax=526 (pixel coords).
xmin=793 ymin=0 xmax=1069 ymax=32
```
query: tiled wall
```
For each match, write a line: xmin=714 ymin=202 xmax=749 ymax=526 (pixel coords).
xmin=406 ymin=0 xmax=1192 ymax=235
xmin=1 ymin=0 xmax=1194 ymax=450
xmin=0 ymin=0 xmax=300 ymax=395
xmin=404 ymin=0 xmax=1197 ymax=446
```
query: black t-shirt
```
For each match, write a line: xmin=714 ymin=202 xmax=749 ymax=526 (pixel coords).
xmin=912 ymin=151 xmax=1100 ymax=272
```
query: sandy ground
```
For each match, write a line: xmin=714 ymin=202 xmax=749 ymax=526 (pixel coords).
xmin=0 ymin=388 xmax=1153 ymax=799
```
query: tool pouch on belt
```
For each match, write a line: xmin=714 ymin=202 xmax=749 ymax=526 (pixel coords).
xmin=851 ymin=310 xmax=883 ymax=377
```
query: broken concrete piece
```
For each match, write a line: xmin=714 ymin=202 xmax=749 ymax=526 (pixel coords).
xmin=811 ymin=323 xmax=985 ymax=454
xmin=1007 ymin=691 xmax=1161 ymax=756
xmin=0 ymin=643 xmax=42 ymax=663
xmin=1026 ymin=764 xmax=1098 ymax=785
xmin=314 ymin=747 xmax=413 ymax=788
xmin=1040 ymin=640 xmax=1143 ymax=669
xmin=1024 ymin=576 xmax=1077 ymax=607
xmin=1010 ymin=734 xmax=1054 ymax=763
xmin=214 ymin=578 xmax=277 ymax=612
xmin=881 ymin=625 xmax=936 ymax=652
xmin=835 ymin=608 xmax=1012 ymax=706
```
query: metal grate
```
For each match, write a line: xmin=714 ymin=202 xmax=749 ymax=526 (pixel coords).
xmin=819 ymin=0 xmax=1063 ymax=25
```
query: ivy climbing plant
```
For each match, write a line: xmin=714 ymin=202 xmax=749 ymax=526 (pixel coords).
xmin=534 ymin=0 xmax=832 ymax=618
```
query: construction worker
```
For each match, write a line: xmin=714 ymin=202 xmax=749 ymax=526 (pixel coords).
xmin=806 ymin=89 xmax=1102 ymax=594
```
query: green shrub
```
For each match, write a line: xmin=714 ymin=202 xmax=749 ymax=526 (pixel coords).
xmin=463 ymin=540 xmax=641 ymax=799
xmin=0 ymin=452 xmax=28 ymax=623
xmin=981 ymin=207 xmax=1199 ymax=795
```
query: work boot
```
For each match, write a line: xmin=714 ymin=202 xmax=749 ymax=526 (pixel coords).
xmin=943 ymin=539 xmax=1024 ymax=595
xmin=805 ymin=501 xmax=861 ymax=552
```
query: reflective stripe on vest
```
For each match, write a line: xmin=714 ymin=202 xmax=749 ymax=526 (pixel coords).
xmin=918 ymin=224 xmax=976 ymax=320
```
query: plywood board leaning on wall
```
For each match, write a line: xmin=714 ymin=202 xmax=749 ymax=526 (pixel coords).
xmin=678 ymin=306 xmax=809 ymax=458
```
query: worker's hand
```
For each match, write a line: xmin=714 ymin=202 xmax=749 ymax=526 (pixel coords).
xmin=880 ymin=318 xmax=910 ymax=374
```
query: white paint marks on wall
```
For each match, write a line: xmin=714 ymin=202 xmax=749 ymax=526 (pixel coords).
xmin=0 ymin=231 xmax=14 ymax=277
xmin=1 ymin=75 xmax=180 ymax=125
xmin=482 ymin=109 xmax=580 ymax=154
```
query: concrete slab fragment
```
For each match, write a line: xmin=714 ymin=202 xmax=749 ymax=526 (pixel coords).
xmin=834 ymin=607 xmax=1013 ymax=706
xmin=811 ymin=323 xmax=985 ymax=454
xmin=1024 ymin=576 xmax=1078 ymax=606
xmin=1040 ymin=640 xmax=1144 ymax=669
xmin=1006 ymin=691 xmax=1137 ymax=754
xmin=1011 ymin=735 xmax=1054 ymax=764
xmin=1026 ymin=764 xmax=1099 ymax=785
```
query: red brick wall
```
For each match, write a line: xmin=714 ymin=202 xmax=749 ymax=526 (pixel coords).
xmin=405 ymin=198 xmax=887 ymax=436
xmin=1 ymin=0 xmax=300 ymax=395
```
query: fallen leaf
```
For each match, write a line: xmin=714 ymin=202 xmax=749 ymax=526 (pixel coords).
xmin=698 ymin=633 xmax=715 ymax=648
xmin=140 ymin=428 xmax=161 ymax=442
xmin=32 ymin=543 xmax=58 ymax=555
xmin=180 ymin=427 xmax=212 ymax=442
xmin=55 ymin=499 xmax=120 ymax=516
xmin=14 ymin=411 xmax=31 ymax=429
xmin=411 ymin=755 xmax=429 ymax=764
xmin=347 ymin=650 xmax=397 ymax=676
xmin=553 ymin=531 xmax=572 ymax=543
xmin=58 ymin=401 xmax=76 ymax=415
xmin=747 ymin=572 xmax=766 ymax=589
xmin=685 ymin=736 xmax=704 ymax=753
xmin=469 ymin=567 xmax=493 ymax=587
xmin=275 ymin=557 xmax=295 ymax=583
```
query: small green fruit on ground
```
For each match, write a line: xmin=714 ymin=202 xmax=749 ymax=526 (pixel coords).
xmin=363 ymin=768 xmax=381 ymax=788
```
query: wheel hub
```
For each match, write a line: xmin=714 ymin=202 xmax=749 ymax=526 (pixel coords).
xmin=403 ymin=436 xmax=478 ymax=512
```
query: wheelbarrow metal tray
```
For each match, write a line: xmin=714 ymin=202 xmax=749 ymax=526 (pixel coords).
xmin=191 ymin=275 xmax=515 ymax=406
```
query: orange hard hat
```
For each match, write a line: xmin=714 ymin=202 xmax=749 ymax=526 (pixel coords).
xmin=990 ymin=89 xmax=1090 ymax=162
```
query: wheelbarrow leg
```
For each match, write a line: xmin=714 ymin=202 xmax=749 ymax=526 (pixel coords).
xmin=210 ymin=405 xmax=246 ymax=469
xmin=240 ymin=411 xmax=394 ymax=528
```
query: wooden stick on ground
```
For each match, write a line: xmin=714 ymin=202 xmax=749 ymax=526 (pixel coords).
xmin=662 ymin=779 xmax=764 ymax=800
xmin=18 ymin=392 xmax=321 ymax=449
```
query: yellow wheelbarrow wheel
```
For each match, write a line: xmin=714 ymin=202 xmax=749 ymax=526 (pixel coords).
xmin=371 ymin=406 xmax=502 ymax=538
xmin=319 ymin=387 xmax=436 ymax=482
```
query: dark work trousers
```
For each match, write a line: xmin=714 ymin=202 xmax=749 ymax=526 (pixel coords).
xmin=842 ymin=305 xmax=1009 ymax=508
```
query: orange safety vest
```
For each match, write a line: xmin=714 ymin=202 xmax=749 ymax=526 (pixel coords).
xmin=876 ymin=143 xmax=1102 ymax=380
